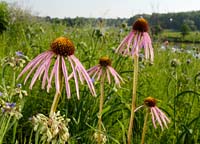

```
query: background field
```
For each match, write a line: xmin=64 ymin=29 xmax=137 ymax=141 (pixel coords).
xmin=0 ymin=2 xmax=200 ymax=144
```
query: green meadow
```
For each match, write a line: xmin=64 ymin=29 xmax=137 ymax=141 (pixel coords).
xmin=0 ymin=2 xmax=200 ymax=144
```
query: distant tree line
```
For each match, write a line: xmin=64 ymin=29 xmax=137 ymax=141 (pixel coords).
xmin=44 ymin=11 xmax=200 ymax=32
xmin=44 ymin=16 xmax=127 ymax=28
xmin=129 ymin=11 xmax=200 ymax=31
xmin=1 ymin=0 xmax=200 ymax=35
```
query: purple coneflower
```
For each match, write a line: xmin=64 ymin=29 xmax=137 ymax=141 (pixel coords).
xmin=135 ymin=97 xmax=170 ymax=130
xmin=116 ymin=18 xmax=154 ymax=63
xmin=17 ymin=37 xmax=96 ymax=99
xmin=117 ymin=18 xmax=154 ymax=144
xmin=87 ymin=56 xmax=123 ymax=144
xmin=87 ymin=56 xmax=124 ymax=87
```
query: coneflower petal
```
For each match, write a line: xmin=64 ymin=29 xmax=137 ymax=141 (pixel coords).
xmin=90 ymin=66 xmax=101 ymax=78
xmin=71 ymin=55 xmax=96 ymax=96
xmin=54 ymin=56 xmax=60 ymax=94
xmin=42 ymin=54 xmax=53 ymax=89
xmin=38 ymin=53 xmax=54 ymax=80
xmin=106 ymin=68 xmax=111 ymax=84
xmin=152 ymin=107 xmax=164 ymax=130
xmin=155 ymin=107 xmax=170 ymax=128
xmin=76 ymin=66 xmax=84 ymax=84
xmin=23 ymin=53 xmax=50 ymax=84
xmin=29 ymin=58 xmax=49 ymax=89
xmin=17 ymin=51 xmax=50 ymax=80
xmin=61 ymin=57 xmax=70 ymax=99
xmin=68 ymin=56 xmax=80 ymax=99
xmin=150 ymin=108 xmax=157 ymax=128
xmin=29 ymin=52 xmax=54 ymax=89
xmin=87 ymin=65 xmax=99 ymax=74
xmin=122 ymin=32 xmax=135 ymax=55
xmin=97 ymin=68 xmax=103 ymax=81
xmin=47 ymin=56 xmax=58 ymax=93
xmin=108 ymin=66 xmax=123 ymax=86
xmin=116 ymin=31 xmax=134 ymax=54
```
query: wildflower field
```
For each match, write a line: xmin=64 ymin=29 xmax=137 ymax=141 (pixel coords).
xmin=0 ymin=2 xmax=200 ymax=144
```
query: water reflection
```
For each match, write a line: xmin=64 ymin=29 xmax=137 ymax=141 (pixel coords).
xmin=160 ymin=42 xmax=200 ymax=58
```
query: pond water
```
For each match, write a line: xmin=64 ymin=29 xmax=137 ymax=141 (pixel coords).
xmin=160 ymin=42 xmax=200 ymax=58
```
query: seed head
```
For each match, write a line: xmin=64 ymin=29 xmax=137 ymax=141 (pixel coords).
xmin=132 ymin=18 xmax=149 ymax=32
xmin=51 ymin=37 xmax=75 ymax=56
xmin=144 ymin=97 xmax=156 ymax=107
xmin=99 ymin=56 xmax=111 ymax=67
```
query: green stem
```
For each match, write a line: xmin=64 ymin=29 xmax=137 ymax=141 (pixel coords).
xmin=173 ymin=68 xmax=178 ymax=144
xmin=35 ymin=128 xmax=40 ymax=144
xmin=141 ymin=110 xmax=149 ymax=144
xmin=11 ymin=120 xmax=18 ymax=144
xmin=0 ymin=115 xmax=12 ymax=144
xmin=49 ymin=61 xmax=63 ymax=117
xmin=49 ymin=77 xmax=64 ymax=117
xmin=1 ymin=64 xmax=9 ymax=95
xmin=98 ymin=71 xmax=106 ymax=144
xmin=127 ymin=55 xmax=139 ymax=144
xmin=49 ymin=91 xmax=61 ymax=117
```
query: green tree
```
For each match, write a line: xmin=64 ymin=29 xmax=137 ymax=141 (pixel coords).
xmin=180 ymin=23 xmax=190 ymax=38
xmin=183 ymin=19 xmax=197 ymax=30
xmin=151 ymin=24 xmax=163 ymax=36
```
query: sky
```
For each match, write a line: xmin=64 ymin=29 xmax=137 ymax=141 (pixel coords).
xmin=4 ymin=0 xmax=200 ymax=18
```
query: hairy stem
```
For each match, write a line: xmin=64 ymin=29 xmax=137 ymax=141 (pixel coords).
xmin=127 ymin=55 xmax=139 ymax=144
xmin=141 ymin=110 xmax=149 ymax=144
xmin=98 ymin=71 xmax=106 ymax=144
xmin=50 ymin=91 xmax=61 ymax=117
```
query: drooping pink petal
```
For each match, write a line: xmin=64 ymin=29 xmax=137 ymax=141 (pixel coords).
xmin=144 ymin=33 xmax=154 ymax=62
xmin=122 ymin=32 xmax=135 ymax=55
xmin=71 ymin=55 xmax=96 ymax=96
xmin=17 ymin=51 xmax=51 ymax=80
xmin=97 ymin=68 xmax=103 ymax=81
xmin=23 ymin=56 xmax=45 ymax=84
xmin=76 ymin=66 xmax=84 ymax=84
xmin=116 ymin=31 xmax=134 ymax=55
xmin=132 ymin=33 xmax=142 ymax=57
xmin=143 ymin=36 xmax=149 ymax=60
xmin=68 ymin=56 xmax=80 ymax=99
xmin=90 ymin=66 xmax=101 ymax=78
xmin=116 ymin=29 xmax=154 ymax=62
xmin=61 ymin=57 xmax=71 ymax=99
xmin=106 ymin=68 xmax=111 ymax=84
xmin=29 ymin=56 xmax=51 ymax=89
xmin=155 ymin=106 xmax=170 ymax=128
xmin=54 ymin=55 xmax=60 ymax=94
xmin=107 ymin=66 xmax=123 ymax=87
xmin=152 ymin=107 xmax=164 ymax=130
xmin=150 ymin=108 xmax=157 ymax=128
xmin=29 ymin=52 xmax=54 ymax=89
xmin=109 ymin=69 xmax=120 ymax=85
xmin=23 ymin=52 xmax=52 ymax=84
xmin=38 ymin=53 xmax=54 ymax=80
xmin=126 ymin=32 xmax=135 ymax=53
xmin=42 ymin=54 xmax=54 ymax=89
xmin=47 ymin=55 xmax=60 ymax=92
xmin=87 ymin=65 xmax=100 ymax=74
xmin=116 ymin=33 xmax=130 ymax=53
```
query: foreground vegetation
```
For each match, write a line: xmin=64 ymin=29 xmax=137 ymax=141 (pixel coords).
xmin=0 ymin=2 xmax=200 ymax=144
